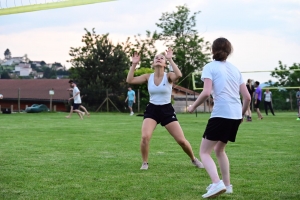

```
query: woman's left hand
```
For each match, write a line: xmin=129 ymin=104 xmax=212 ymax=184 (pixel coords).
xmin=165 ymin=47 xmax=173 ymax=60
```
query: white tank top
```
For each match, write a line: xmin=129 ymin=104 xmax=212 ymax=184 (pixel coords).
xmin=148 ymin=72 xmax=172 ymax=105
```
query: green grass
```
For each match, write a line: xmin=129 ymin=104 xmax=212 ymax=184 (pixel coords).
xmin=0 ymin=112 xmax=299 ymax=199
xmin=0 ymin=0 xmax=115 ymax=16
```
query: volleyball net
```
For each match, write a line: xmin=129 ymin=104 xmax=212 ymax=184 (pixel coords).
xmin=192 ymin=69 xmax=300 ymax=91
xmin=0 ymin=0 xmax=114 ymax=16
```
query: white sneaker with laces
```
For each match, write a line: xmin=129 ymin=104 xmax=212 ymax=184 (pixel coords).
xmin=206 ymin=182 xmax=233 ymax=194
xmin=191 ymin=158 xmax=204 ymax=168
xmin=130 ymin=112 xmax=134 ymax=116
xmin=202 ymin=180 xmax=226 ymax=198
xmin=140 ymin=162 xmax=148 ymax=170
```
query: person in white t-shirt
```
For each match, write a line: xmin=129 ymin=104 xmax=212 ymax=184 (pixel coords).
xmin=188 ymin=38 xmax=251 ymax=198
xmin=126 ymin=48 xmax=204 ymax=170
xmin=68 ymin=80 xmax=86 ymax=119
xmin=263 ymin=89 xmax=275 ymax=116
xmin=65 ymin=86 xmax=90 ymax=119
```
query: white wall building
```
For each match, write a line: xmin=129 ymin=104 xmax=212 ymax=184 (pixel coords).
xmin=14 ymin=63 xmax=32 ymax=76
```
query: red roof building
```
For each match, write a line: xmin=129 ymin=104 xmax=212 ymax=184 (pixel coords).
xmin=0 ymin=79 xmax=70 ymax=112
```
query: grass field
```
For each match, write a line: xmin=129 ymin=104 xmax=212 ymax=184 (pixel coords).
xmin=0 ymin=112 xmax=299 ymax=199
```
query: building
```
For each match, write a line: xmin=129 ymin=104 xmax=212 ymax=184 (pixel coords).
xmin=0 ymin=79 xmax=211 ymax=113
xmin=1 ymin=57 xmax=23 ymax=66
xmin=172 ymin=85 xmax=212 ymax=113
xmin=14 ymin=63 xmax=32 ymax=76
xmin=0 ymin=79 xmax=70 ymax=112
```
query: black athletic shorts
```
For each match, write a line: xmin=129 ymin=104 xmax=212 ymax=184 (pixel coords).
xmin=254 ymin=100 xmax=261 ymax=109
xmin=73 ymin=103 xmax=81 ymax=110
xmin=203 ymin=117 xmax=242 ymax=143
xmin=144 ymin=103 xmax=178 ymax=126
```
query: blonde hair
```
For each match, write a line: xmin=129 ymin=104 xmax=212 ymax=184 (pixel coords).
xmin=247 ymin=79 xmax=252 ymax=89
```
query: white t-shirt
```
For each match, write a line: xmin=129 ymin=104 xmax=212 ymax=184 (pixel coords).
xmin=201 ymin=61 xmax=244 ymax=119
xmin=73 ymin=86 xmax=82 ymax=104
xmin=148 ymin=72 xmax=172 ymax=105
xmin=264 ymin=92 xmax=272 ymax=102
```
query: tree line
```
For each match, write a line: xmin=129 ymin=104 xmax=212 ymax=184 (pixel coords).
xmin=67 ymin=4 xmax=299 ymax=111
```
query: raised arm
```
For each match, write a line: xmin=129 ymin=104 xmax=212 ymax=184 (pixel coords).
xmin=126 ymin=52 xmax=149 ymax=85
xmin=166 ymin=48 xmax=182 ymax=83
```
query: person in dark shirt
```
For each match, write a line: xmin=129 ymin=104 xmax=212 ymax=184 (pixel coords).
xmin=246 ymin=79 xmax=255 ymax=121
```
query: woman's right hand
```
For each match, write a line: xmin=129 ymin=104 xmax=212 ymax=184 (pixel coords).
xmin=187 ymin=105 xmax=195 ymax=113
xmin=132 ymin=52 xmax=140 ymax=65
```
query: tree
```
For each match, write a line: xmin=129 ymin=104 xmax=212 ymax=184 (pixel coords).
xmin=4 ymin=49 xmax=11 ymax=59
xmin=40 ymin=61 xmax=46 ymax=66
xmin=155 ymin=4 xmax=211 ymax=89
xmin=1 ymin=71 xmax=11 ymax=79
xmin=266 ymin=61 xmax=300 ymax=110
xmin=268 ymin=61 xmax=300 ymax=87
xmin=67 ymin=29 xmax=130 ymax=110
xmin=122 ymin=31 xmax=159 ymax=68
xmin=42 ymin=67 xmax=56 ymax=79
xmin=23 ymin=54 xmax=29 ymax=63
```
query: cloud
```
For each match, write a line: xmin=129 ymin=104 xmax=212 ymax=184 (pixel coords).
xmin=0 ymin=28 xmax=84 ymax=65
xmin=201 ymin=30 xmax=300 ymax=82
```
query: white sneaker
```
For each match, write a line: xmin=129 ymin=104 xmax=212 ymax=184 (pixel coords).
xmin=202 ymin=180 xmax=226 ymax=198
xmin=191 ymin=158 xmax=204 ymax=168
xmin=225 ymin=185 xmax=233 ymax=194
xmin=130 ymin=112 xmax=134 ymax=116
xmin=206 ymin=182 xmax=233 ymax=194
xmin=140 ymin=162 xmax=148 ymax=170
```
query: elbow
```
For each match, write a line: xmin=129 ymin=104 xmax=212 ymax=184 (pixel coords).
xmin=244 ymin=94 xmax=251 ymax=102
xmin=202 ymin=91 xmax=210 ymax=98
xmin=126 ymin=78 xmax=132 ymax=84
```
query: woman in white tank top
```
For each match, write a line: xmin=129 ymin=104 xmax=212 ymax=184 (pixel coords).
xmin=126 ymin=48 xmax=203 ymax=170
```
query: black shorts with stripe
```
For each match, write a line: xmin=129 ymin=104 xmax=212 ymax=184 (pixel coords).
xmin=144 ymin=103 xmax=177 ymax=126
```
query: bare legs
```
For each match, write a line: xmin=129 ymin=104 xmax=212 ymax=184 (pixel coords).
xmin=256 ymin=108 xmax=263 ymax=119
xmin=128 ymin=106 xmax=133 ymax=114
xmin=140 ymin=119 xmax=157 ymax=163
xmin=73 ymin=109 xmax=85 ymax=119
xmin=65 ymin=106 xmax=73 ymax=118
xmin=200 ymin=139 xmax=220 ymax=183
xmin=66 ymin=105 xmax=89 ymax=118
xmin=246 ymin=104 xmax=252 ymax=119
xmin=140 ymin=119 xmax=197 ymax=163
xmin=200 ymin=138 xmax=230 ymax=186
xmin=80 ymin=105 xmax=90 ymax=117
xmin=165 ymin=121 xmax=196 ymax=161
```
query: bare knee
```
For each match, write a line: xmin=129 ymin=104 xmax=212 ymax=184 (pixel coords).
xmin=141 ymin=134 xmax=151 ymax=145
xmin=214 ymin=145 xmax=225 ymax=157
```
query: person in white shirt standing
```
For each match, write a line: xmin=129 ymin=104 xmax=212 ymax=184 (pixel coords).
xmin=126 ymin=48 xmax=204 ymax=170
xmin=68 ymin=80 xmax=85 ymax=119
xmin=188 ymin=38 xmax=251 ymax=198
xmin=263 ymin=89 xmax=275 ymax=116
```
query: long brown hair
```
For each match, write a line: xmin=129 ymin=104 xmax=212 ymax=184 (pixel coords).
xmin=212 ymin=38 xmax=232 ymax=61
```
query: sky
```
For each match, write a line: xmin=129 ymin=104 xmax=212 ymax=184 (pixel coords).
xmin=0 ymin=0 xmax=300 ymax=83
